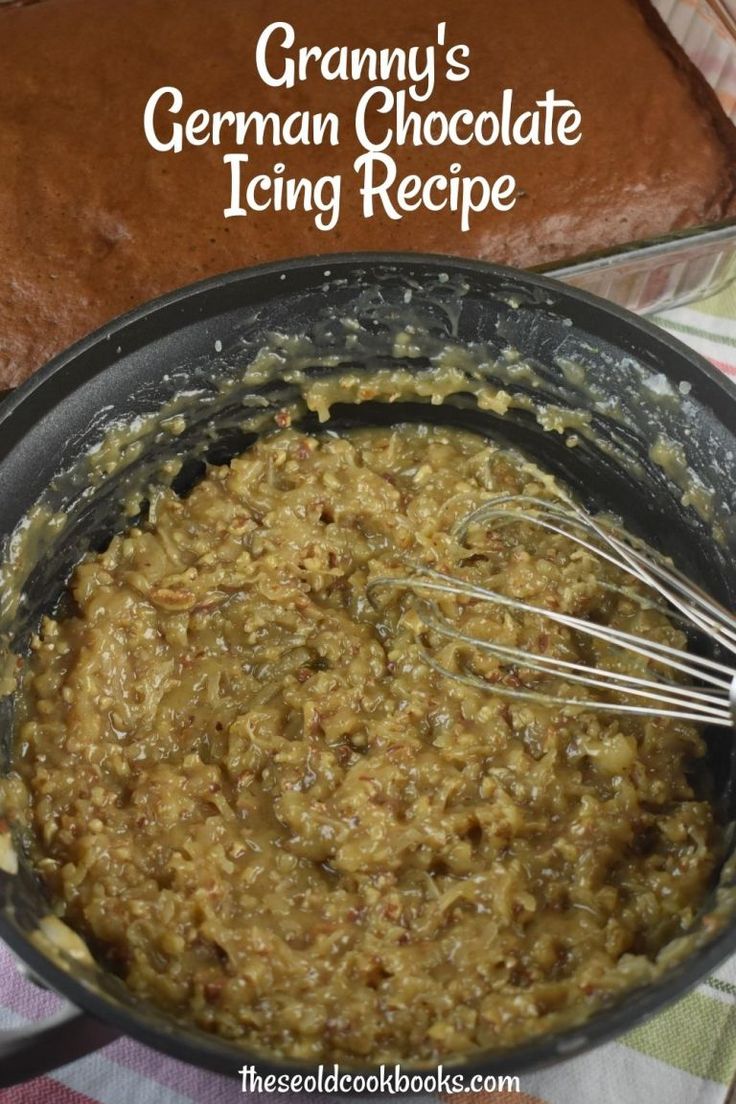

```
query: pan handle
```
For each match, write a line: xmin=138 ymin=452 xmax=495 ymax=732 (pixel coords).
xmin=0 ymin=1000 xmax=118 ymax=1087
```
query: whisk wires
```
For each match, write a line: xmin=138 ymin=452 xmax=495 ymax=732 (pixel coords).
xmin=368 ymin=495 xmax=736 ymax=728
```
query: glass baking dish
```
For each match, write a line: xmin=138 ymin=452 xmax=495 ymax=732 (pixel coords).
xmin=547 ymin=0 xmax=736 ymax=314
xmin=2 ymin=0 xmax=734 ymax=316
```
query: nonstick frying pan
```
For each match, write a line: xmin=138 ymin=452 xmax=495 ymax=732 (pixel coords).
xmin=0 ymin=254 xmax=735 ymax=1086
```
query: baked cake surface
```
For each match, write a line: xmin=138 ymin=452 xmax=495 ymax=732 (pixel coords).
xmin=1 ymin=0 xmax=735 ymax=386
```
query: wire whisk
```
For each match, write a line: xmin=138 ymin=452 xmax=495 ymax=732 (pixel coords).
xmin=368 ymin=494 xmax=736 ymax=728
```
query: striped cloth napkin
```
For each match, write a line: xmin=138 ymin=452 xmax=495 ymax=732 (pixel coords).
xmin=0 ymin=282 xmax=735 ymax=1104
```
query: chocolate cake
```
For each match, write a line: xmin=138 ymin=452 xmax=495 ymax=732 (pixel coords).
xmin=1 ymin=0 xmax=735 ymax=386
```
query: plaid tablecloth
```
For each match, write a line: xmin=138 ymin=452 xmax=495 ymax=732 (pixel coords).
xmin=0 ymin=281 xmax=735 ymax=1104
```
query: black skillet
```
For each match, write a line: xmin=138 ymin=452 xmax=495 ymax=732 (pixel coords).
xmin=0 ymin=254 xmax=735 ymax=1086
